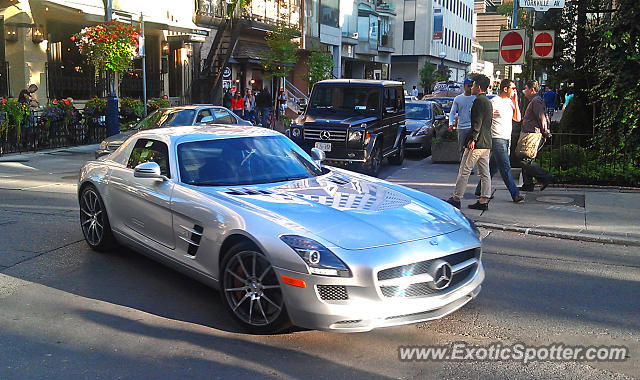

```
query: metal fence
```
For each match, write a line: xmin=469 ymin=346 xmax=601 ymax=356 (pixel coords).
xmin=532 ymin=133 xmax=639 ymax=187
xmin=0 ymin=111 xmax=106 ymax=156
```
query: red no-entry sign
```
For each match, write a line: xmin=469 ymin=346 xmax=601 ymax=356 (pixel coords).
xmin=533 ymin=30 xmax=555 ymax=59
xmin=499 ymin=29 xmax=526 ymax=65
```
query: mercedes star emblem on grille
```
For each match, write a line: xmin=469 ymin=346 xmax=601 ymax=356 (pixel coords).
xmin=428 ymin=260 xmax=453 ymax=290
xmin=320 ymin=130 xmax=331 ymax=140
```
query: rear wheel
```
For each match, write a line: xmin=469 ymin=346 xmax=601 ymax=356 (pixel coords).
xmin=388 ymin=138 xmax=405 ymax=165
xmin=221 ymin=243 xmax=291 ymax=334
xmin=79 ymin=185 xmax=115 ymax=251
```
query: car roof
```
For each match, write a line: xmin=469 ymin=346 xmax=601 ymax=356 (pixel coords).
xmin=407 ymin=101 xmax=433 ymax=105
xmin=314 ymin=79 xmax=403 ymax=87
xmin=158 ymin=105 xmax=218 ymax=111
xmin=133 ymin=125 xmax=281 ymax=145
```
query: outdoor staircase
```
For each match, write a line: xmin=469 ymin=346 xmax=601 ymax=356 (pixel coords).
xmin=283 ymin=78 xmax=308 ymax=115
xmin=194 ymin=18 xmax=242 ymax=105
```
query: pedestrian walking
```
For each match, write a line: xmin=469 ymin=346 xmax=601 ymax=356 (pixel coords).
xmin=445 ymin=74 xmax=493 ymax=211
xmin=410 ymin=86 xmax=419 ymax=98
xmin=223 ymin=88 xmax=233 ymax=109
xmin=449 ymin=77 xmax=476 ymax=161
xmin=519 ymin=80 xmax=554 ymax=192
xmin=543 ymin=86 xmax=556 ymax=118
xmin=244 ymin=88 xmax=256 ymax=125
xmin=474 ymin=79 xmax=524 ymax=203
xmin=231 ymin=90 xmax=244 ymax=119
xmin=256 ymin=87 xmax=272 ymax=127
xmin=277 ymin=89 xmax=286 ymax=120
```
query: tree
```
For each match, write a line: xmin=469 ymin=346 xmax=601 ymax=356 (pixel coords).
xmin=435 ymin=66 xmax=452 ymax=82
xmin=304 ymin=47 xmax=335 ymax=89
xmin=419 ymin=62 xmax=437 ymax=93
xmin=263 ymin=23 xmax=299 ymax=79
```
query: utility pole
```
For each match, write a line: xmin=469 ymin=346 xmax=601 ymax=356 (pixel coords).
xmin=140 ymin=13 xmax=147 ymax=117
xmin=103 ymin=0 xmax=119 ymax=137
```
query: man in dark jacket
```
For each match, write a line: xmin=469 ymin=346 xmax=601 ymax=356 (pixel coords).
xmin=256 ymin=87 xmax=273 ymax=127
xmin=446 ymin=74 xmax=493 ymax=210
xmin=520 ymin=80 xmax=554 ymax=191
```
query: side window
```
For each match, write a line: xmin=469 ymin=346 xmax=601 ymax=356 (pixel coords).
xmin=433 ymin=104 xmax=444 ymax=116
xmin=383 ymin=88 xmax=395 ymax=114
xmin=214 ymin=109 xmax=236 ymax=124
xmin=195 ymin=109 xmax=212 ymax=124
xmin=127 ymin=139 xmax=171 ymax=177
xmin=395 ymin=88 xmax=404 ymax=113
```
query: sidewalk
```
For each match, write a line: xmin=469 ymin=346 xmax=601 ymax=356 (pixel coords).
xmin=381 ymin=156 xmax=640 ymax=247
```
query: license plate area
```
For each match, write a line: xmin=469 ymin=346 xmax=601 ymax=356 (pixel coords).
xmin=315 ymin=142 xmax=332 ymax=152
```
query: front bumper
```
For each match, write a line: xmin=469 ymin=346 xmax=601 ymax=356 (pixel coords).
xmin=275 ymin=229 xmax=484 ymax=332
xmin=405 ymin=134 xmax=430 ymax=151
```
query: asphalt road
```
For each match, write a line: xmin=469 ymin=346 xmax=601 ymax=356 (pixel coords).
xmin=0 ymin=149 xmax=638 ymax=379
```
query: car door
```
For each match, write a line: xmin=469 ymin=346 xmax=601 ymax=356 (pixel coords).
xmin=382 ymin=87 xmax=404 ymax=152
xmin=107 ymin=138 xmax=176 ymax=249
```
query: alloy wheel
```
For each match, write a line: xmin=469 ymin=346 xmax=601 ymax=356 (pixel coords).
xmin=223 ymin=250 xmax=285 ymax=327
xmin=80 ymin=188 xmax=104 ymax=246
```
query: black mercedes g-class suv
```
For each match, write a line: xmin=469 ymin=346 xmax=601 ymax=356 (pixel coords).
xmin=289 ymin=79 xmax=406 ymax=176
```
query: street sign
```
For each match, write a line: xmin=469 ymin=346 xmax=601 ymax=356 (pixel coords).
xmin=519 ymin=0 xmax=565 ymax=12
xmin=532 ymin=30 xmax=555 ymax=59
xmin=499 ymin=29 xmax=526 ymax=65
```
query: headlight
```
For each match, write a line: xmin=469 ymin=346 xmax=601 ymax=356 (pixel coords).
xmin=99 ymin=141 xmax=108 ymax=150
xmin=280 ymin=235 xmax=351 ymax=277
xmin=348 ymin=130 xmax=363 ymax=142
xmin=414 ymin=125 xmax=430 ymax=136
xmin=291 ymin=127 xmax=301 ymax=138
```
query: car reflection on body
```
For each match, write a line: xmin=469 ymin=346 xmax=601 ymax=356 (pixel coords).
xmin=421 ymin=96 xmax=455 ymax=115
xmin=404 ymin=101 xmax=449 ymax=156
xmin=95 ymin=105 xmax=251 ymax=158
xmin=78 ymin=125 xmax=484 ymax=333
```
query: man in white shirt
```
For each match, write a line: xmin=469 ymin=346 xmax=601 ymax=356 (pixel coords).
xmin=474 ymin=79 xmax=524 ymax=203
xmin=410 ymin=86 xmax=419 ymax=97
xmin=449 ymin=78 xmax=476 ymax=159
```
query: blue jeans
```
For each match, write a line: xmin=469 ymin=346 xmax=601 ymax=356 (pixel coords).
xmin=260 ymin=107 xmax=270 ymax=127
xmin=244 ymin=109 xmax=255 ymax=124
xmin=475 ymin=138 xmax=520 ymax=199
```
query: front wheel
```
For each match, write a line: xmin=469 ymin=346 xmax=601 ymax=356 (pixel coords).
xmin=364 ymin=144 xmax=383 ymax=177
xmin=221 ymin=243 xmax=291 ymax=334
xmin=79 ymin=185 xmax=116 ymax=251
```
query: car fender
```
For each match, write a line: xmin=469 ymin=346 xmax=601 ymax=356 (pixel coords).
xmin=393 ymin=125 xmax=407 ymax=148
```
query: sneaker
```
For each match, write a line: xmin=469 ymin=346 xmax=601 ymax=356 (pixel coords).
xmin=444 ymin=197 xmax=461 ymax=209
xmin=512 ymin=194 xmax=525 ymax=203
xmin=540 ymin=176 xmax=554 ymax=191
xmin=468 ymin=201 xmax=488 ymax=211
xmin=520 ymin=185 xmax=534 ymax=192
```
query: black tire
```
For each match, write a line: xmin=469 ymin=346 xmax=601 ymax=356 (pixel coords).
xmin=79 ymin=185 xmax=116 ymax=251
xmin=365 ymin=143 xmax=383 ymax=177
xmin=388 ymin=138 xmax=405 ymax=165
xmin=220 ymin=243 xmax=292 ymax=334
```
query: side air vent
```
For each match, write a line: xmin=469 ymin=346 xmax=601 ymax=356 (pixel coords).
xmin=179 ymin=224 xmax=203 ymax=257
xmin=327 ymin=176 xmax=350 ymax=185
xmin=317 ymin=285 xmax=348 ymax=301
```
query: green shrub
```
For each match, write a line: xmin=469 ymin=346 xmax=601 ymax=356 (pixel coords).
xmin=559 ymin=96 xmax=592 ymax=134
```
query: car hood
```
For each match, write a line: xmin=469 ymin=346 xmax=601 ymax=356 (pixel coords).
xmin=302 ymin=114 xmax=378 ymax=126
xmin=104 ymin=130 xmax=137 ymax=145
xmin=405 ymin=119 xmax=432 ymax=131
xmin=201 ymin=174 xmax=460 ymax=250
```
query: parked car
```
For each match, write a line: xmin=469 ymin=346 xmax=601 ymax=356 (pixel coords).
xmin=289 ymin=79 xmax=407 ymax=177
xmin=405 ymin=101 xmax=449 ymax=155
xmin=405 ymin=95 xmax=418 ymax=102
xmin=78 ymin=125 xmax=484 ymax=333
xmin=95 ymin=105 xmax=251 ymax=158
xmin=421 ymin=96 xmax=455 ymax=115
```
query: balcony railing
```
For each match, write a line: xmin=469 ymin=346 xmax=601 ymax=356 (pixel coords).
xmin=197 ymin=0 xmax=301 ymax=28
xmin=46 ymin=63 xmax=106 ymax=100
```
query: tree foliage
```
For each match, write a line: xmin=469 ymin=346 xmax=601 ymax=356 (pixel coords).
xmin=419 ymin=62 xmax=438 ymax=93
xmin=304 ymin=47 xmax=334 ymax=88
xmin=263 ymin=23 xmax=299 ymax=78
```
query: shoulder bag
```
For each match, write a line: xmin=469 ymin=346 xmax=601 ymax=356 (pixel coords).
xmin=515 ymin=132 xmax=542 ymax=159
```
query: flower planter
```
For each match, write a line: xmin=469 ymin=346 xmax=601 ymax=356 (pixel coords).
xmin=431 ymin=141 xmax=460 ymax=163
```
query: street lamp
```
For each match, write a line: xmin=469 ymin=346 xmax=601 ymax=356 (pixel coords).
xmin=438 ymin=51 xmax=447 ymax=69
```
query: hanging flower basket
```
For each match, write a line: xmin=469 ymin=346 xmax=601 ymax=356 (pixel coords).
xmin=72 ymin=21 xmax=140 ymax=73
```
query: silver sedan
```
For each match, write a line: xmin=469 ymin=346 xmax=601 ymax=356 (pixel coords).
xmin=78 ymin=125 xmax=484 ymax=333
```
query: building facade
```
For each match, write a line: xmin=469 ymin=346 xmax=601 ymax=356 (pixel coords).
xmin=390 ymin=0 xmax=474 ymax=94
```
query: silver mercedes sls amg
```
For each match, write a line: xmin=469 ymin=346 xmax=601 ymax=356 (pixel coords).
xmin=78 ymin=125 xmax=484 ymax=333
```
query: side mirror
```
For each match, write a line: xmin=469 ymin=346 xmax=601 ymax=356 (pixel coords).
xmin=134 ymin=162 xmax=168 ymax=181
xmin=310 ymin=147 xmax=325 ymax=166
xmin=199 ymin=115 xmax=215 ymax=124
xmin=298 ymin=104 xmax=307 ymax=115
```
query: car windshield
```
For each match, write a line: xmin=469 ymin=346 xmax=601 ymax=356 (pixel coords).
xmin=430 ymin=98 xmax=453 ymax=112
xmin=406 ymin=103 xmax=432 ymax=120
xmin=308 ymin=86 xmax=379 ymax=116
xmin=136 ymin=109 xmax=196 ymax=130
xmin=177 ymin=135 xmax=325 ymax=186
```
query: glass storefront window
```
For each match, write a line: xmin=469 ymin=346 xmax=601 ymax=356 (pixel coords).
xmin=320 ymin=0 xmax=339 ymax=28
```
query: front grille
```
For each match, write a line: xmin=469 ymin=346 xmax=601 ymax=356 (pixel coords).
xmin=377 ymin=248 xmax=478 ymax=281
xmin=379 ymin=264 xmax=476 ymax=298
xmin=317 ymin=285 xmax=348 ymax=300
xmin=303 ymin=128 xmax=347 ymax=144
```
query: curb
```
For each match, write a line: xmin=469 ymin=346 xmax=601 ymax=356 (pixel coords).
xmin=475 ymin=221 xmax=640 ymax=247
